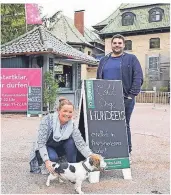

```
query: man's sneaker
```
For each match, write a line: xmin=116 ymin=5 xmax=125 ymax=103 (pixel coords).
xmin=40 ymin=164 xmax=49 ymax=175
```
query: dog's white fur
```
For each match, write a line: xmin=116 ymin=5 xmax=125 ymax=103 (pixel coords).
xmin=46 ymin=154 xmax=107 ymax=194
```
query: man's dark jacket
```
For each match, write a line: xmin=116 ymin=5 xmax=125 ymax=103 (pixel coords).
xmin=96 ymin=52 xmax=143 ymax=99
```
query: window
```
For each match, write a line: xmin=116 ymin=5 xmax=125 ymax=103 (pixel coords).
xmin=149 ymin=57 xmax=159 ymax=70
xmin=54 ymin=64 xmax=72 ymax=89
xmin=124 ymin=40 xmax=132 ymax=50
xmin=150 ymin=38 xmax=160 ymax=49
xmin=122 ymin=12 xmax=135 ymax=26
xmin=88 ymin=51 xmax=91 ymax=55
xmin=148 ymin=56 xmax=160 ymax=80
xmin=149 ymin=8 xmax=163 ymax=22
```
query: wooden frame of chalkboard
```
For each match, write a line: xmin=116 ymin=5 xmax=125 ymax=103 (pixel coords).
xmin=78 ymin=79 xmax=131 ymax=171
xmin=27 ymin=86 xmax=42 ymax=117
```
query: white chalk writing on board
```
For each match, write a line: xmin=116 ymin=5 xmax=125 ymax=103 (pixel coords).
xmin=89 ymin=110 xmax=125 ymax=121
xmin=95 ymin=83 xmax=118 ymax=110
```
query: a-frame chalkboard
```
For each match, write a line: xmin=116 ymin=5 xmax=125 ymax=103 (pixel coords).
xmin=27 ymin=86 xmax=42 ymax=117
xmin=78 ymin=80 xmax=131 ymax=174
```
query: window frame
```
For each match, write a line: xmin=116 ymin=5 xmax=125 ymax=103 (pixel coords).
xmin=148 ymin=55 xmax=160 ymax=81
xmin=149 ymin=7 xmax=164 ymax=22
xmin=149 ymin=38 xmax=160 ymax=49
xmin=54 ymin=63 xmax=73 ymax=90
xmin=122 ymin=12 xmax=135 ymax=26
xmin=124 ymin=40 xmax=132 ymax=51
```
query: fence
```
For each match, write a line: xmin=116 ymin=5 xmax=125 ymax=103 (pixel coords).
xmin=136 ymin=91 xmax=170 ymax=105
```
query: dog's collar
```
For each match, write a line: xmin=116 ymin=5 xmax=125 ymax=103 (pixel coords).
xmin=82 ymin=161 xmax=92 ymax=173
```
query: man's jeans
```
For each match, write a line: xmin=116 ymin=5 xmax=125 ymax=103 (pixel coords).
xmin=124 ymin=98 xmax=135 ymax=153
xmin=47 ymin=137 xmax=77 ymax=163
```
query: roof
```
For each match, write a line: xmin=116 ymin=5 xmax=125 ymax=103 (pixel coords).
xmin=48 ymin=11 xmax=104 ymax=47
xmin=84 ymin=27 xmax=104 ymax=45
xmin=99 ymin=3 xmax=170 ymax=35
xmin=1 ymin=26 xmax=98 ymax=65
xmin=119 ymin=3 xmax=161 ymax=9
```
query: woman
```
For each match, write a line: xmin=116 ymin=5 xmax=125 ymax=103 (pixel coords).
xmin=29 ymin=97 xmax=92 ymax=174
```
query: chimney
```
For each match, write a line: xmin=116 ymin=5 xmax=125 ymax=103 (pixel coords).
xmin=74 ymin=10 xmax=85 ymax=36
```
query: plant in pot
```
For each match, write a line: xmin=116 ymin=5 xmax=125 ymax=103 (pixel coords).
xmin=43 ymin=71 xmax=59 ymax=112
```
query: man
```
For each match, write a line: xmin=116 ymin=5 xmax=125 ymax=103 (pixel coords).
xmin=96 ymin=34 xmax=143 ymax=157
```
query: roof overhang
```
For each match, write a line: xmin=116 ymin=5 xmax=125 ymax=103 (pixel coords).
xmin=67 ymin=42 xmax=94 ymax=48
xmin=1 ymin=51 xmax=98 ymax=66
xmin=92 ymin=25 xmax=106 ymax=31
xmin=99 ymin=27 xmax=170 ymax=38
xmin=56 ymin=58 xmax=99 ymax=66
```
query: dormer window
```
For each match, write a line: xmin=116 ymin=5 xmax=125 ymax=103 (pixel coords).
xmin=149 ymin=8 xmax=164 ymax=22
xmin=122 ymin=12 xmax=135 ymax=26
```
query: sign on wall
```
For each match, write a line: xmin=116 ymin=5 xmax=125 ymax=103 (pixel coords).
xmin=0 ymin=68 xmax=42 ymax=111
xmin=54 ymin=64 xmax=63 ymax=74
xmin=27 ymin=86 xmax=42 ymax=115
xmin=49 ymin=58 xmax=54 ymax=72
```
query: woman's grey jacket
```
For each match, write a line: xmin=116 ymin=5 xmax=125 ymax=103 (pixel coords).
xmin=29 ymin=113 xmax=92 ymax=173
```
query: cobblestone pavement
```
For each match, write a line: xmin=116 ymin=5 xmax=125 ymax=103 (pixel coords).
xmin=1 ymin=103 xmax=170 ymax=194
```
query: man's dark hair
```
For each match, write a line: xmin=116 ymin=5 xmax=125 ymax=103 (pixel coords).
xmin=111 ymin=34 xmax=125 ymax=43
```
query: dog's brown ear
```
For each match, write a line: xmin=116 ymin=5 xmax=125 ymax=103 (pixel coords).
xmin=93 ymin=158 xmax=100 ymax=168
xmin=90 ymin=154 xmax=101 ymax=168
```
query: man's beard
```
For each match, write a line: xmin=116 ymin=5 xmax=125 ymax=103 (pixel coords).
xmin=112 ymin=48 xmax=123 ymax=55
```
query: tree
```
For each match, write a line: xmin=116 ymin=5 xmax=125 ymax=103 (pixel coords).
xmin=1 ymin=4 xmax=43 ymax=44
xmin=43 ymin=71 xmax=59 ymax=111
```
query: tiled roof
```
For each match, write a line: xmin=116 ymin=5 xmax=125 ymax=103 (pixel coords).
xmin=119 ymin=3 xmax=161 ymax=9
xmin=48 ymin=11 xmax=104 ymax=47
xmin=1 ymin=26 xmax=98 ymax=65
xmin=84 ymin=27 xmax=105 ymax=45
xmin=48 ymin=13 xmax=91 ymax=46
xmin=99 ymin=3 xmax=170 ymax=35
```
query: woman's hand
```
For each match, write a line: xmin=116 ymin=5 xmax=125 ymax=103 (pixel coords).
xmin=45 ymin=160 xmax=55 ymax=174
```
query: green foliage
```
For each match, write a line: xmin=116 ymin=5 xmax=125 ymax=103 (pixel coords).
xmin=1 ymin=4 xmax=25 ymax=44
xmin=43 ymin=72 xmax=59 ymax=109
xmin=159 ymin=86 xmax=168 ymax=92
xmin=141 ymin=76 xmax=150 ymax=90
xmin=1 ymin=4 xmax=42 ymax=44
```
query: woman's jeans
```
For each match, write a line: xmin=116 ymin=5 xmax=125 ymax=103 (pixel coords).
xmin=47 ymin=137 xmax=77 ymax=163
xmin=124 ymin=98 xmax=135 ymax=154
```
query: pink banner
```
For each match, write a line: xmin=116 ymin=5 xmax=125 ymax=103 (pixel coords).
xmin=25 ymin=4 xmax=42 ymax=24
xmin=0 ymin=68 xmax=42 ymax=111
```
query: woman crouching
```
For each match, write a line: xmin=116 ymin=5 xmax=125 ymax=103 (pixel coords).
xmin=29 ymin=97 xmax=92 ymax=174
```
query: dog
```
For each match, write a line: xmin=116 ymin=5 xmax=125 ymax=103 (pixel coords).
xmin=46 ymin=154 xmax=107 ymax=194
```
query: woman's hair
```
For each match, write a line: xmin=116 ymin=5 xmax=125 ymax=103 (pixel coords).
xmin=58 ymin=97 xmax=74 ymax=110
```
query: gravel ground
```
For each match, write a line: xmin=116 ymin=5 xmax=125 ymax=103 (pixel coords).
xmin=1 ymin=103 xmax=170 ymax=194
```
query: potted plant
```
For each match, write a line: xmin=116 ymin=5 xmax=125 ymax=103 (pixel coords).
xmin=43 ymin=71 xmax=59 ymax=112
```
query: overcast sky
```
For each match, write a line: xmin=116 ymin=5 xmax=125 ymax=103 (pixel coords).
xmin=40 ymin=1 xmax=121 ymax=28
xmin=4 ymin=0 xmax=171 ymax=28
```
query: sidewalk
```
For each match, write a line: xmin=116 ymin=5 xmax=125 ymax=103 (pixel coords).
xmin=1 ymin=104 xmax=170 ymax=194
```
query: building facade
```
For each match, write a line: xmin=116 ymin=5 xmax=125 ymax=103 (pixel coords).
xmin=93 ymin=3 xmax=170 ymax=90
xmin=45 ymin=10 xmax=105 ymax=80
xmin=1 ymin=26 xmax=98 ymax=109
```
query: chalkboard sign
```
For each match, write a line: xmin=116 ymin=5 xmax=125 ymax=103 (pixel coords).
xmin=78 ymin=79 xmax=130 ymax=170
xmin=27 ymin=86 xmax=42 ymax=115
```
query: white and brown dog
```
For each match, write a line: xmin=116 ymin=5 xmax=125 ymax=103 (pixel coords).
xmin=46 ymin=154 xmax=107 ymax=194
